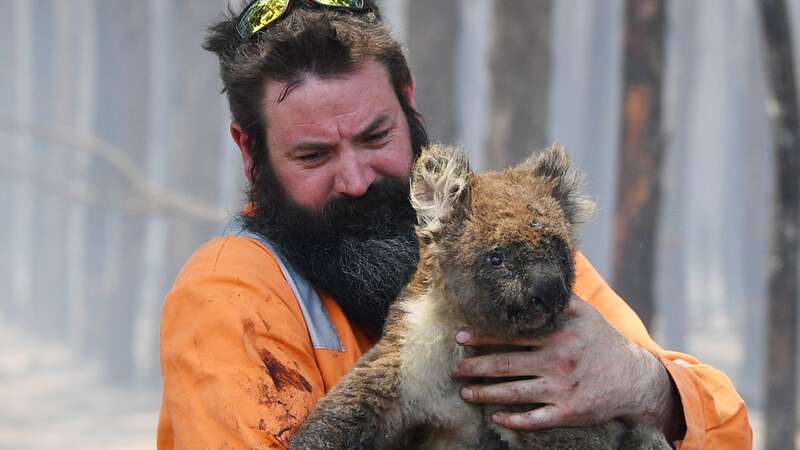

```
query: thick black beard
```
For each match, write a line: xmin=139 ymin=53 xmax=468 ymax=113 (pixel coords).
xmin=241 ymin=171 xmax=419 ymax=333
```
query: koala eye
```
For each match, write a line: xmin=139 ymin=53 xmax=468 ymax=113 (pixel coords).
xmin=487 ymin=253 xmax=504 ymax=267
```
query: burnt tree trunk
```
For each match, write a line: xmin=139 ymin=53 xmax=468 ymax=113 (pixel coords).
xmin=10 ymin=0 xmax=35 ymax=322
xmin=131 ymin=0 xmax=173 ymax=384
xmin=758 ymin=1 xmax=799 ymax=448
xmin=612 ymin=0 xmax=666 ymax=328
xmin=66 ymin=0 xmax=95 ymax=351
xmin=41 ymin=0 xmax=76 ymax=340
xmin=488 ymin=0 xmax=552 ymax=168
xmin=658 ymin=0 xmax=697 ymax=351
xmin=27 ymin=1 xmax=69 ymax=338
xmin=406 ymin=0 xmax=459 ymax=144
xmin=0 ymin=3 xmax=17 ymax=317
xmin=91 ymin=0 xmax=150 ymax=383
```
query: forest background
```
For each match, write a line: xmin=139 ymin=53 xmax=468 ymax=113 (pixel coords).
xmin=1 ymin=0 xmax=798 ymax=449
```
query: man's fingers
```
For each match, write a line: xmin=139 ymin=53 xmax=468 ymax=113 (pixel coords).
xmin=460 ymin=378 xmax=555 ymax=404
xmin=453 ymin=351 xmax=544 ymax=378
xmin=455 ymin=329 xmax=543 ymax=347
xmin=491 ymin=405 xmax=563 ymax=431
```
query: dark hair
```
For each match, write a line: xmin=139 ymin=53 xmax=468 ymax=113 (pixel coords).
xmin=203 ymin=1 xmax=428 ymax=187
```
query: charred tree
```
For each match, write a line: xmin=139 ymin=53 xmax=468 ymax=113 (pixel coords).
xmin=734 ymin=0 xmax=771 ymax=403
xmin=658 ymin=0 xmax=698 ymax=351
xmin=612 ymin=0 xmax=667 ymax=328
xmin=758 ymin=0 xmax=800 ymax=448
xmin=24 ymin=1 xmax=70 ymax=338
xmin=7 ymin=0 xmax=35 ymax=323
xmin=66 ymin=0 xmax=95 ymax=351
xmin=131 ymin=0 xmax=173 ymax=384
xmin=406 ymin=0 xmax=460 ymax=144
xmin=0 ymin=3 xmax=17 ymax=316
xmin=90 ymin=0 xmax=150 ymax=384
xmin=487 ymin=0 xmax=552 ymax=168
xmin=37 ymin=0 xmax=76 ymax=340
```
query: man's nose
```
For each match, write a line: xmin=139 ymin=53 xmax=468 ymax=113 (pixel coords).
xmin=333 ymin=149 xmax=376 ymax=198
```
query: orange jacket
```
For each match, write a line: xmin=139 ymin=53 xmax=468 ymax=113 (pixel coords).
xmin=157 ymin=234 xmax=752 ymax=450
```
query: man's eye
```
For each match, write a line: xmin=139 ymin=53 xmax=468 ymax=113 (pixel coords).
xmin=298 ymin=152 xmax=323 ymax=162
xmin=366 ymin=130 xmax=390 ymax=143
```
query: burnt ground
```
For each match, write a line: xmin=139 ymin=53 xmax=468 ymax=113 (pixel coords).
xmin=0 ymin=318 xmax=159 ymax=450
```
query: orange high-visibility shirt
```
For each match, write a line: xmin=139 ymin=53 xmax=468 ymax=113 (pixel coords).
xmin=157 ymin=235 xmax=752 ymax=449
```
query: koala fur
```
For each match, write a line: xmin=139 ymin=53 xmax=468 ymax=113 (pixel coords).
xmin=289 ymin=144 xmax=671 ymax=450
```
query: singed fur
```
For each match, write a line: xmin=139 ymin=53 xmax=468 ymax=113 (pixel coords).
xmin=290 ymin=144 xmax=671 ymax=450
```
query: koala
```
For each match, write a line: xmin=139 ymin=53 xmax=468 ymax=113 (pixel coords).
xmin=290 ymin=144 xmax=671 ymax=450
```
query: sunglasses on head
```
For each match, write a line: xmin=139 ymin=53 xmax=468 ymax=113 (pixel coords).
xmin=237 ymin=0 xmax=368 ymax=39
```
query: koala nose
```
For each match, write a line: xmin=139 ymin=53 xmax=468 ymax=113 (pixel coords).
xmin=525 ymin=270 xmax=569 ymax=313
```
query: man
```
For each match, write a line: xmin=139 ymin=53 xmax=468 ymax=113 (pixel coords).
xmin=157 ymin=1 xmax=752 ymax=449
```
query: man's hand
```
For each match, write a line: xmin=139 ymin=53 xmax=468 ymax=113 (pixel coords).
xmin=451 ymin=297 xmax=682 ymax=439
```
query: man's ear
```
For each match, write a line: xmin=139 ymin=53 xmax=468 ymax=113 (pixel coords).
xmin=521 ymin=142 xmax=596 ymax=226
xmin=231 ymin=122 xmax=255 ymax=183
xmin=410 ymin=144 xmax=472 ymax=235
xmin=402 ymin=79 xmax=417 ymax=110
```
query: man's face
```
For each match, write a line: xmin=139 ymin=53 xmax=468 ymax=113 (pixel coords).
xmin=239 ymin=60 xmax=421 ymax=332
xmin=263 ymin=60 xmax=415 ymax=212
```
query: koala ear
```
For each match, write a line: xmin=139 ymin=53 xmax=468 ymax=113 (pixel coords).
xmin=521 ymin=142 xmax=596 ymax=226
xmin=410 ymin=144 xmax=472 ymax=233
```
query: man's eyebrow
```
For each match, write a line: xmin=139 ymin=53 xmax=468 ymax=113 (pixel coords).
xmin=291 ymin=141 xmax=335 ymax=153
xmin=355 ymin=114 xmax=394 ymax=140
xmin=289 ymin=114 xmax=395 ymax=153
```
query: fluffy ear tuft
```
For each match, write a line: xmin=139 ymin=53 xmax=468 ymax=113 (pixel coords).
xmin=410 ymin=144 xmax=472 ymax=233
xmin=522 ymin=142 xmax=596 ymax=226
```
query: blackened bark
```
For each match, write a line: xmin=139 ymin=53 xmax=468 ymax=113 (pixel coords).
xmin=612 ymin=0 xmax=666 ymax=328
xmin=487 ymin=0 xmax=552 ymax=168
xmin=758 ymin=1 xmax=799 ymax=448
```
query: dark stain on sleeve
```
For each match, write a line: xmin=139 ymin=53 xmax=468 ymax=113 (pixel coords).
xmin=276 ymin=425 xmax=292 ymax=440
xmin=256 ymin=312 xmax=272 ymax=333
xmin=256 ymin=385 xmax=301 ymax=445
xmin=259 ymin=349 xmax=312 ymax=393
xmin=243 ymin=319 xmax=256 ymax=339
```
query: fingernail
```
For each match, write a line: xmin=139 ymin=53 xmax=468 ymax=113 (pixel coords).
xmin=456 ymin=330 xmax=470 ymax=344
xmin=460 ymin=387 xmax=473 ymax=400
xmin=491 ymin=413 xmax=501 ymax=423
